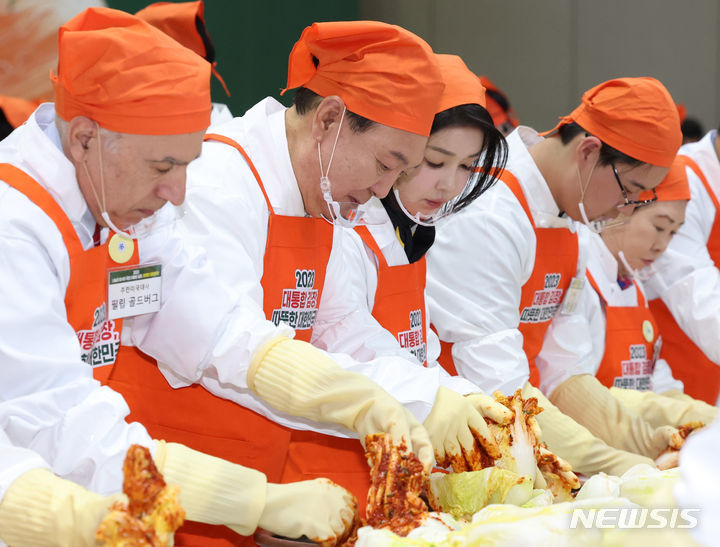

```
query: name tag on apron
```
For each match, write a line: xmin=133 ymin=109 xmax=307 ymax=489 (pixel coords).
xmin=107 ymin=264 xmax=162 ymax=320
xmin=560 ymin=275 xmax=586 ymax=315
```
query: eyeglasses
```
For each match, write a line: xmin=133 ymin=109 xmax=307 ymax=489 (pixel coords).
xmin=612 ymin=162 xmax=657 ymax=207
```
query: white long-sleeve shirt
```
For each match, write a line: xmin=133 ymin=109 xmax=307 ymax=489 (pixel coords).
xmin=535 ymin=231 xmax=683 ymax=396
xmin=426 ymin=126 xmax=593 ymax=395
xmin=176 ymin=97 xmax=472 ymax=433
xmin=322 ymin=198 xmax=482 ymax=396
xmin=0 ymin=104 xmax=155 ymax=499
xmin=644 ymin=131 xmax=720 ymax=367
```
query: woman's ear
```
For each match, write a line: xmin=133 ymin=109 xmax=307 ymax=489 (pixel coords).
xmin=66 ymin=116 xmax=97 ymax=163
xmin=311 ymin=95 xmax=346 ymax=143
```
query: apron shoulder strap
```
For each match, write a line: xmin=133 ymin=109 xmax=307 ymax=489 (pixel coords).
xmin=204 ymin=133 xmax=275 ymax=214
xmin=0 ymin=163 xmax=84 ymax=256
xmin=498 ymin=170 xmax=535 ymax=228
xmin=354 ymin=225 xmax=390 ymax=268
xmin=678 ymin=154 xmax=720 ymax=210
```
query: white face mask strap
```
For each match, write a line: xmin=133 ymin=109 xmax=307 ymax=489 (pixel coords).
xmin=317 ymin=108 xmax=346 ymax=186
xmin=576 ymin=161 xmax=603 ymax=233
xmin=82 ymin=124 xmax=133 ymax=239
xmin=618 ymin=249 xmax=656 ymax=282
xmin=392 ymin=188 xmax=437 ymax=227
xmin=317 ymin=107 xmax=346 ymax=221
xmin=617 ymin=250 xmax=639 ymax=279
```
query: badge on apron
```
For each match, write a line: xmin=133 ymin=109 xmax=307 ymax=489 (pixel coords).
xmin=560 ymin=276 xmax=586 ymax=315
xmin=108 ymin=233 xmax=135 ymax=264
xmin=642 ymin=319 xmax=654 ymax=343
xmin=107 ymin=264 xmax=162 ymax=320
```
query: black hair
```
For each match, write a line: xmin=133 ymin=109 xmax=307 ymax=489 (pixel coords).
xmin=681 ymin=117 xmax=704 ymax=141
xmin=433 ymin=103 xmax=508 ymax=215
xmin=0 ymin=108 xmax=13 ymax=141
xmin=194 ymin=14 xmax=215 ymax=63
xmin=292 ymin=87 xmax=374 ymax=133
xmin=290 ymin=54 xmax=375 ymax=133
xmin=557 ymin=121 xmax=643 ymax=167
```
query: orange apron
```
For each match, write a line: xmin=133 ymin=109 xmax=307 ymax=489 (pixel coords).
xmin=107 ymin=134 xmax=370 ymax=545
xmin=438 ymin=172 xmax=579 ymax=387
xmin=0 ymin=163 xmax=138 ymax=383
xmin=648 ymin=155 xmax=720 ymax=404
xmin=355 ymin=225 xmax=428 ymax=366
xmin=587 ymin=271 xmax=659 ymax=390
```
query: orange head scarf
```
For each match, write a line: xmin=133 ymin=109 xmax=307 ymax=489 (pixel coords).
xmin=545 ymin=77 xmax=682 ymax=168
xmin=435 ymin=54 xmax=485 ymax=112
xmin=638 ymin=156 xmax=691 ymax=202
xmin=135 ymin=1 xmax=230 ymax=96
xmin=282 ymin=21 xmax=443 ymax=137
xmin=479 ymin=75 xmax=519 ymax=129
xmin=52 ymin=7 xmax=211 ymax=135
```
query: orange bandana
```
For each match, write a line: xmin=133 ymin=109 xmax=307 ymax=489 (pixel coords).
xmin=52 ymin=7 xmax=211 ymax=135
xmin=479 ymin=75 xmax=519 ymax=129
xmin=545 ymin=77 xmax=681 ymax=167
xmin=436 ymin=54 xmax=485 ymax=112
xmin=639 ymin=156 xmax=691 ymax=202
xmin=135 ymin=1 xmax=229 ymax=96
xmin=282 ymin=21 xmax=443 ymax=137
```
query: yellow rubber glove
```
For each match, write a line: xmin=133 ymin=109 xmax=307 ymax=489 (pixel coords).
xmin=254 ymin=479 xmax=358 ymax=544
xmin=549 ymin=374 xmax=680 ymax=458
xmin=609 ymin=387 xmax=718 ymax=429
xmin=423 ymin=386 xmax=512 ymax=471
xmin=248 ymin=336 xmax=433 ymax=471
xmin=153 ymin=440 xmax=266 ymax=535
xmin=521 ymin=383 xmax=656 ymax=476
xmin=0 ymin=468 xmax=124 ymax=547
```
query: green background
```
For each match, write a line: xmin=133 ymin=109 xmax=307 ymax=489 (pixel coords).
xmin=107 ymin=0 xmax=360 ymax=117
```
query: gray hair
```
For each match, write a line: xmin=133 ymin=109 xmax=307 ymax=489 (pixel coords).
xmin=55 ymin=115 xmax=123 ymax=153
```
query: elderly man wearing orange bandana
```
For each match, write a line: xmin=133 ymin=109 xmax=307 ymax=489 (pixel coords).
xmin=427 ymin=77 xmax=686 ymax=477
xmin=0 ymin=8 xmax=374 ymax=547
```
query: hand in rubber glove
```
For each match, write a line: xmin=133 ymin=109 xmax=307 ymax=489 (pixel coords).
xmin=609 ymin=387 xmax=717 ymax=429
xmin=248 ymin=337 xmax=433 ymax=471
xmin=257 ymin=479 xmax=359 ymax=546
xmin=423 ymin=386 xmax=512 ymax=472
xmin=522 ymin=382 xmax=656 ymax=476
xmin=0 ymin=468 xmax=124 ymax=547
xmin=550 ymin=374 xmax=683 ymax=458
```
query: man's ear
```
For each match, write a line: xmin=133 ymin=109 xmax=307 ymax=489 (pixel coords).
xmin=66 ymin=116 xmax=97 ymax=163
xmin=310 ymin=95 xmax=346 ymax=143
xmin=576 ymin=134 xmax=602 ymax=164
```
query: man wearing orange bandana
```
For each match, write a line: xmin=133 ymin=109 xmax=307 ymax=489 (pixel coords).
xmin=97 ymin=18 xmax=447 ymax=542
xmin=0 ymin=8 xmax=362 ymax=546
xmin=534 ymin=158 xmax=716 ymax=462
xmin=428 ymin=77 xmax=685 ymax=476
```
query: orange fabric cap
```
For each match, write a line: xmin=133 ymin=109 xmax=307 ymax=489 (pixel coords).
xmin=135 ymin=1 xmax=207 ymax=58
xmin=638 ymin=155 xmax=691 ymax=202
xmin=544 ymin=77 xmax=682 ymax=168
xmin=282 ymin=21 xmax=443 ymax=137
xmin=135 ymin=1 xmax=230 ymax=96
xmin=52 ymin=7 xmax=211 ymax=135
xmin=435 ymin=54 xmax=485 ymax=112
xmin=479 ymin=75 xmax=519 ymax=129
xmin=0 ymin=96 xmax=42 ymax=128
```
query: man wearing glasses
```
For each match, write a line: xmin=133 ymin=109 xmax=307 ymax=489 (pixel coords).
xmin=427 ymin=77 xmax=683 ymax=477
